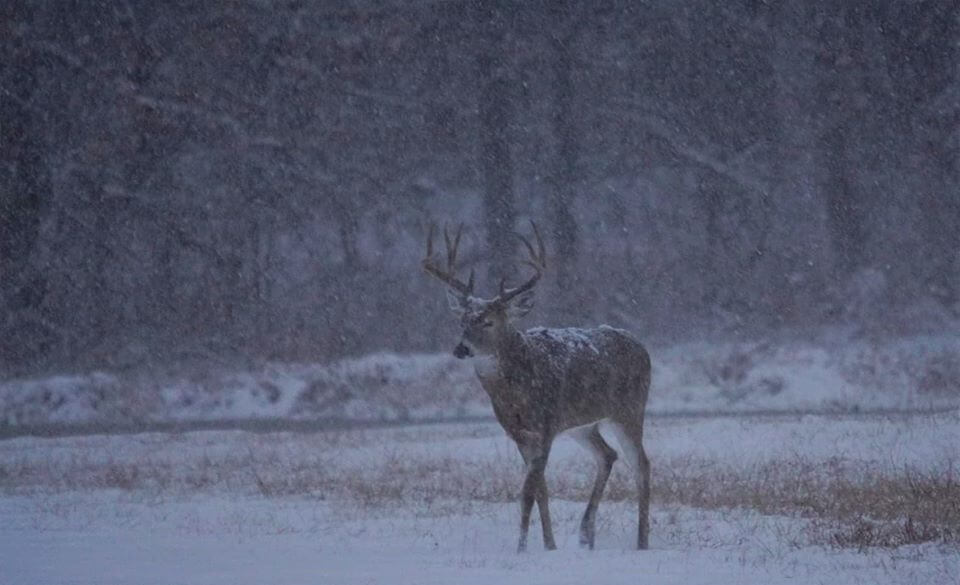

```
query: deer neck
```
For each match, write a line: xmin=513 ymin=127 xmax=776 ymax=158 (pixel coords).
xmin=471 ymin=324 xmax=524 ymax=381
xmin=493 ymin=321 xmax=524 ymax=356
xmin=478 ymin=325 xmax=526 ymax=379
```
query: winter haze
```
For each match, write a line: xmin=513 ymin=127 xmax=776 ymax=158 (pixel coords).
xmin=1 ymin=2 xmax=959 ymax=584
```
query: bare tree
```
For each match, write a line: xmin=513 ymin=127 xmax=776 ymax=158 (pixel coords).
xmin=0 ymin=2 xmax=52 ymax=367
xmin=475 ymin=0 xmax=517 ymax=280
xmin=547 ymin=1 xmax=582 ymax=291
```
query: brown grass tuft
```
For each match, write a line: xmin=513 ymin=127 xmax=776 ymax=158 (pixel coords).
xmin=2 ymin=426 xmax=957 ymax=551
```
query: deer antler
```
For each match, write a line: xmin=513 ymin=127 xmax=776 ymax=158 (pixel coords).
xmin=495 ymin=220 xmax=547 ymax=305
xmin=422 ymin=223 xmax=475 ymax=297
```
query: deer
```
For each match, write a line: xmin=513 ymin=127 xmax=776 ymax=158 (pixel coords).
xmin=422 ymin=221 xmax=652 ymax=552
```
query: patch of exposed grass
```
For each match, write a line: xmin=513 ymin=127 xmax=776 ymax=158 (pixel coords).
xmin=651 ymin=456 xmax=960 ymax=549
xmin=1 ymin=427 xmax=957 ymax=551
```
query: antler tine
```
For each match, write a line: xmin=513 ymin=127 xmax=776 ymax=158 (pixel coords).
xmin=531 ymin=220 xmax=546 ymax=268
xmin=422 ymin=221 xmax=474 ymax=297
xmin=448 ymin=223 xmax=465 ymax=273
xmin=454 ymin=223 xmax=464 ymax=259
xmin=515 ymin=220 xmax=546 ymax=270
xmin=516 ymin=233 xmax=537 ymax=264
xmin=494 ymin=221 xmax=547 ymax=306
xmin=425 ymin=223 xmax=435 ymax=259
xmin=442 ymin=224 xmax=453 ymax=267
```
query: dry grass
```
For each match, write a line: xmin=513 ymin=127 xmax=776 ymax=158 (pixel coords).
xmin=1 ymin=425 xmax=957 ymax=551
xmin=649 ymin=456 xmax=960 ymax=549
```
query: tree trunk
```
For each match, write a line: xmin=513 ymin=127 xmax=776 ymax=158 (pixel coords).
xmin=0 ymin=9 xmax=54 ymax=367
xmin=0 ymin=14 xmax=48 ymax=314
xmin=822 ymin=123 xmax=864 ymax=274
xmin=816 ymin=7 xmax=867 ymax=275
xmin=549 ymin=28 xmax=580 ymax=291
xmin=476 ymin=1 xmax=516 ymax=282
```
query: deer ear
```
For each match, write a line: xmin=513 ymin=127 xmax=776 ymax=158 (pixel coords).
xmin=446 ymin=288 xmax=467 ymax=315
xmin=508 ymin=290 xmax=535 ymax=318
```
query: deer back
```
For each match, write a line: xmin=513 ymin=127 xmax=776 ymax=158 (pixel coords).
xmin=490 ymin=325 xmax=650 ymax=433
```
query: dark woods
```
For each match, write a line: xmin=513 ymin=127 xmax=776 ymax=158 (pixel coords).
xmin=2 ymin=1 xmax=958 ymax=375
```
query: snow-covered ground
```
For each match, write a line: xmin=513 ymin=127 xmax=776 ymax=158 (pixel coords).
xmin=2 ymin=411 xmax=958 ymax=584
xmin=3 ymin=332 xmax=959 ymax=432
xmin=1 ymin=334 xmax=958 ymax=582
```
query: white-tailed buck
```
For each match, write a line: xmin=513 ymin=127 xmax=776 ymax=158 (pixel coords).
xmin=422 ymin=221 xmax=651 ymax=552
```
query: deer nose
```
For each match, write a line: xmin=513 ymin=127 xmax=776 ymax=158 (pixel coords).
xmin=453 ymin=342 xmax=473 ymax=359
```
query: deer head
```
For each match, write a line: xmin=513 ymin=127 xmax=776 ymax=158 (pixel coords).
xmin=423 ymin=221 xmax=547 ymax=359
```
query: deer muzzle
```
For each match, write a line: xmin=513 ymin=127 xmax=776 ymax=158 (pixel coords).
xmin=453 ymin=341 xmax=474 ymax=359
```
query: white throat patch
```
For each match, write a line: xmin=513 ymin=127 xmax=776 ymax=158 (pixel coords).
xmin=473 ymin=355 xmax=500 ymax=379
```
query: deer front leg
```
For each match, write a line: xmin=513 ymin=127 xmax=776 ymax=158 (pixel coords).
xmin=517 ymin=434 xmax=556 ymax=552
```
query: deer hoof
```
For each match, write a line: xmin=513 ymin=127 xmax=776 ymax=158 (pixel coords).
xmin=579 ymin=524 xmax=595 ymax=549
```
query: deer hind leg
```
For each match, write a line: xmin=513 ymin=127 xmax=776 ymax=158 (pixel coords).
xmin=610 ymin=419 xmax=651 ymax=550
xmin=516 ymin=435 xmax=556 ymax=552
xmin=570 ymin=423 xmax=618 ymax=549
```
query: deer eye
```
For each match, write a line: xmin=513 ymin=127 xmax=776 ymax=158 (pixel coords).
xmin=482 ymin=321 xmax=494 ymax=328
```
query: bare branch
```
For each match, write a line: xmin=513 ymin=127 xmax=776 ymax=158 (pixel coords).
xmin=134 ymin=95 xmax=284 ymax=148
xmin=595 ymin=101 xmax=773 ymax=195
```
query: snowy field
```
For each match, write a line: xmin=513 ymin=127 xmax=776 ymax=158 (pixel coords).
xmin=2 ymin=334 xmax=959 ymax=583
xmin=2 ymin=411 xmax=958 ymax=585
